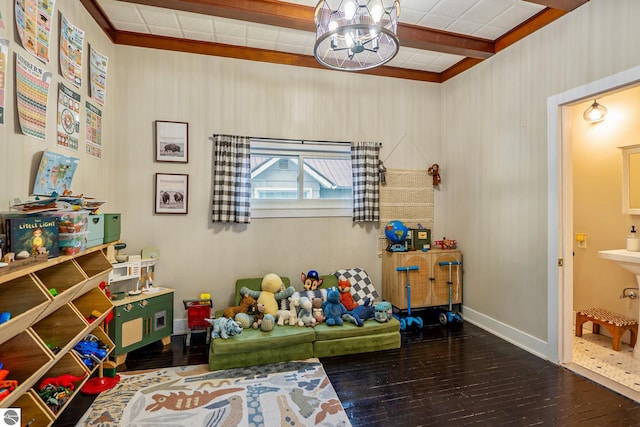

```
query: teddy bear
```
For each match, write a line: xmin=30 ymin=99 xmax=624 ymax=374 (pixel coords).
xmin=240 ymin=273 xmax=295 ymax=331
xmin=301 ymin=270 xmax=323 ymax=291
xmin=205 ymin=317 xmax=243 ymax=339
xmin=251 ymin=301 xmax=266 ymax=329
xmin=222 ymin=294 xmax=255 ymax=319
xmin=312 ymin=297 xmax=324 ymax=324
xmin=322 ymin=287 xmax=347 ymax=326
xmin=297 ymin=296 xmax=316 ymax=327
xmin=338 ymin=280 xmax=359 ymax=311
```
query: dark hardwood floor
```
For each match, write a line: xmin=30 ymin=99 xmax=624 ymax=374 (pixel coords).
xmin=53 ymin=322 xmax=640 ymax=426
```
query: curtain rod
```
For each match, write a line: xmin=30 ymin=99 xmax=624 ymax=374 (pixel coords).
xmin=213 ymin=134 xmax=381 ymax=146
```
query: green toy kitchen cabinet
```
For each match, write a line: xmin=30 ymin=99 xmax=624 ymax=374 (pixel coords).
xmin=107 ymin=288 xmax=174 ymax=365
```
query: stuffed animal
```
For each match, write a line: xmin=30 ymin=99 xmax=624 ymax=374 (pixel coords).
xmin=205 ymin=317 xmax=243 ymax=339
xmin=322 ymin=287 xmax=347 ymax=326
xmin=343 ymin=300 xmax=375 ymax=327
xmin=241 ymin=273 xmax=295 ymax=331
xmin=338 ymin=280 xmax=359 ymax=311
xmin=301 ymin=270 xmax=323 ymax=291
xmin=297 ymin=296 xmax=315 ymax=326
xmin=374 ymin=301 xmax=393 ymax=322
xmin=251 ymin=301 xmax=266 ymax=329
xmin=276 ymin=295 xmax=299 ymax=326
xmin=312 ymin=297 xmax=324 ymax=324
xmin=222 ymin=294 xmax=255 ymax=319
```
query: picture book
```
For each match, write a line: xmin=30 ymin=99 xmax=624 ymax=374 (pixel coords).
xmin=32 ymin=150 xmax=80 ymax=196
xmin=6 ymin=216 xmax=59 ymax=258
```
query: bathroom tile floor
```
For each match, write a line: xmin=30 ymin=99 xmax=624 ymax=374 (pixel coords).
xmin=573 ymin=331 xmax=640 ymax=392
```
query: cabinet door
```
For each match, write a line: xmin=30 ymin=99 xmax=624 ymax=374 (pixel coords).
xmin=431 ymin=251 xmax=462 ymax=306
xmin=144 ymin=293 xmax=173 ymax=343
xmin=110 ymin=302 xmax=145 ymax=354
xmin=382 ymin=251 xmax=432 ymax=309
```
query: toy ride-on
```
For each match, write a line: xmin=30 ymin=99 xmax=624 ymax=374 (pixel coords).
xmin=393 ymin=265 xmax=424 ymax=331
xmin=438 ymin=261 xmax=463 ymax=325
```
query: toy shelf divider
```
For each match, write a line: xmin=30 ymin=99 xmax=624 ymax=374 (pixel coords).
xmin=71 ymin=287 xmax=113 ymax=325
xmin=31 ymin=261 xmax=87 ymax=321
xmin=0 ymin=274 xmax=53 ymax=345
xmin=31 ymin=304 xmax=89 ymax=359
xmin=72 ymin=250 xmax=113 ymax=296
xmin=14 ymin=390 xmax=55 ymax=427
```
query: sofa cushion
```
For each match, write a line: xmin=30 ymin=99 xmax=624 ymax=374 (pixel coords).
xmin=211 ymin=324 xmax=315 ymax=355
xmin=333 ymin=268 xmax=379 ymax=303
xmin=314 ymin=317 xmax=400 ymax=341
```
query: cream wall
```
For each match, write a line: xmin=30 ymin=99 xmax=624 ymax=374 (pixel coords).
xmin=111 ymin=47 xmax=442 ymax=323
xmin=0 ymin=1 xmax=117 ymax=213
xmin=440 ymin=0 xmax=640 ymax=352
xmin=572 ymin=89 xmax=640 ymax=320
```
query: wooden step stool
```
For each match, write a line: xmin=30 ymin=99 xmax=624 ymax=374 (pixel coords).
xmin=575 ymin=307 xmax=638 ymax=351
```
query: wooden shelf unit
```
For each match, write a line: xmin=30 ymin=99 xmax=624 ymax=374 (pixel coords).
xmin=382 ymin=249 xmax=462 ymax=310
xmin=0 ymin=244 xmax=115 ymax=425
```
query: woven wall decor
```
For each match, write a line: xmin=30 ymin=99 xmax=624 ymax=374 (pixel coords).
xmin=378 ymin=169 xmax=434 ymax=253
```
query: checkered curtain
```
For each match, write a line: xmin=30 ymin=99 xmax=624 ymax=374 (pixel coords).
xmin=351 ymin=141 xmax=381 ymax=222
xmin=211 ymin=135 xmax=251 ymax=223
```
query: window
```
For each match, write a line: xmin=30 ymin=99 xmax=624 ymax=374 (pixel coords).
xmin=250 ymin=139 xmax=353 ymax=218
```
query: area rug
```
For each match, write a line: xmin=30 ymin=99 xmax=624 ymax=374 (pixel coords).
xmin=76 ymin=358 xmax=351 ymax=427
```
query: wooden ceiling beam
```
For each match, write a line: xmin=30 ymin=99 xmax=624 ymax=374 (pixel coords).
xmin=114 ymin=32 xmax=442 ymax=83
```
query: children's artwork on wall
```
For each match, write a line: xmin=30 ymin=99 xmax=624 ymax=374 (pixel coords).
xmin=89 ymin=45 xmax=108 ymax=105
xmin=15 ymin=0 xmax=55 ymax=63
xmin=59 ymin=14 xmax=84 ymax=88
xmin=0 ymin=39 xmax=7 ymax=126
xmin=16 ymin=53 xmax=52 ymax=140
xmin=33 ymin=150 xmax=80 ymax=196
xmin=57 ymin=83 xmax=80 ymax=151
xmin=85 ymin=101 xmax=102 ymax=158
xmin=0 ymin=8 xmax=5 ymax=29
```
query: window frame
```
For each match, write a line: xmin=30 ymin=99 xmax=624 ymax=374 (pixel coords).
xmin=250 ymin=138 xmax=353 ymax=218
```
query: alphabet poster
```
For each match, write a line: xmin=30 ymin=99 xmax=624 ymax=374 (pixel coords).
xmin=16 ymin=52 xmax=52 ymax=140
xmin=15 ymin=0 xmax=55 ymax=63
xmin=85 ymin=101 xmax=102 ymax=159
xmin=89 ymin=45 xmax=108 ymax=105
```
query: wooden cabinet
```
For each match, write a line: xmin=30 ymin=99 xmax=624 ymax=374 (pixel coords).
xmin=382 ymin=249 xmax=462 ymax=310
xmin=107 ymin=288 xmax=173 ymax=365
xmin=0 ymin=245 xmax=114 ymax=425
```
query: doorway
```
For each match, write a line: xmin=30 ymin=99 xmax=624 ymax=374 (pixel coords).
xmin=548 ymin=65 xmax=640 ymax=401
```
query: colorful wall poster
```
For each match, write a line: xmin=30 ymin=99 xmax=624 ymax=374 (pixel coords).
xmin=16 ymin=52 xmax=51 ymax=140
xmin=0 ymin=39 xmax=7 ymax=126
xmin=89 ymin=45 xmax=108 ymax=105
xmin=85 ymin=101 xmax=102 ymax=159
xmin=33 ymin=150 xmax=79 ymax=196
xmin=60 ymin=15 xmax=84 ymax=87
xmin=0 ymin=8 xmax=5 ymax=29
xmin=57 ymin=83 xmax=80 ymax=151
xmin=15 ymin=0 xmax=55 ymax=63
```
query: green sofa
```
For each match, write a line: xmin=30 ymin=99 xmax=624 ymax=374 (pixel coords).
xmin=208 ymin=275 xmax=401 ymax=370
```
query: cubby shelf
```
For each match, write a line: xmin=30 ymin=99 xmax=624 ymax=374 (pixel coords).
xmin=0 ymin=244 xmax=115 ymax=425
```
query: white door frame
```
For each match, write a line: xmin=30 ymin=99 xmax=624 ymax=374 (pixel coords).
xmin=547 ymin=65 xmax=640 ymax=364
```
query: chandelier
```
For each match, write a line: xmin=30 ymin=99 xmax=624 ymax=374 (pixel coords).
xmin=314 ymin=0 xmax=401 ymax=71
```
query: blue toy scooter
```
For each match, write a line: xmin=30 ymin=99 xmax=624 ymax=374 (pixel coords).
xmin=393 ymin=266 xmax=424 ymax=331
xmin=438 ymin=261 xmax=463 ymax=325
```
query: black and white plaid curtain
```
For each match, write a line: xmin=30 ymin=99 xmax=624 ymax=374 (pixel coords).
xmin=211 ymin=135 xmax=251 ymax=223
xmin=351 ymin=141 xmax=381 ymax=222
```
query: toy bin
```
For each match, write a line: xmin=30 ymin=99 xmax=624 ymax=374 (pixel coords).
xmin=54 ymin=211 xmax=89 ymax=233
xmin=59 ymin=231 xmax=88 ymax=255
xmin=103 ymin=213 xmax=121 ymax=243
xmin=86 ymin=214 xmax=104 ymax=248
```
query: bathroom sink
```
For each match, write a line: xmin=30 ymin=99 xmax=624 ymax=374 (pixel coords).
xmin=598 ymin=249 xmax=640 ymax=359
xmin=598 ymin=249 xmax=640 ymax=275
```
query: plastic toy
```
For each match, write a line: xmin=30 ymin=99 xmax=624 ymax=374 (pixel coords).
xmin=438 ymin=261 xmax=463 ymax=325
xmin=393 ymin=266 xmax=423 ymax=330
xmin=0 ymin=312 xmax=10 ymax=324
xmin=39 ymin=373 xmax=86 ymax=391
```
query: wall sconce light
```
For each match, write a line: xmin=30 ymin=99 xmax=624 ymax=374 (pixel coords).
xmin=583 ymin=99 xmax=608 ymax=123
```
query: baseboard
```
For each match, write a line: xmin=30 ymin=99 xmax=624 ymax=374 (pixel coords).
xmin=463 ymin=307 xmax=548 ymax=360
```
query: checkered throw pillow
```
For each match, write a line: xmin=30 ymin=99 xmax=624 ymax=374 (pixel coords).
xmin=333 ymin=268 xmax=379 ymax=303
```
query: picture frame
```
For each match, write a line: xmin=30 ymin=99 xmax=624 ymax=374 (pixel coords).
xmin=155 ymin=173 xmax=188 ymax=214
xmin=155 ymin=120 xmax=188 ymax=163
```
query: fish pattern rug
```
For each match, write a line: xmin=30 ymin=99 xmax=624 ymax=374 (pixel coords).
xmin=76 ymin=358 xmax=351 ymax=427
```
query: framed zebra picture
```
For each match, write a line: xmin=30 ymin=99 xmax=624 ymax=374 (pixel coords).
xmin=155 ymin=173 xmax=188 ymax=214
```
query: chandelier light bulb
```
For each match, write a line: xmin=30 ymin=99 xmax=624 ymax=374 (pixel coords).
xmin=583 ymin=100 xmax=608 ymax=123
xmin=371 ymin=2 xmax=384 ymax=23
xmin=344 ymin=0 xmax=357 ymax=21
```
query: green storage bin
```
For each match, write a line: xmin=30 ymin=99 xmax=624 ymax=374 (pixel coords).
xmin=103 ymin=213 xmax=121 ymax=243
xmin=87 ymin=214 xmax=104 ymax=248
